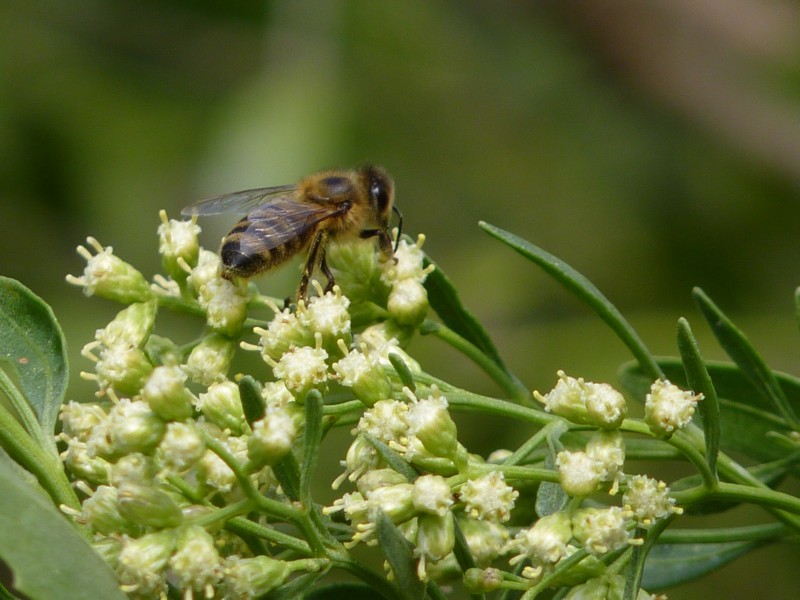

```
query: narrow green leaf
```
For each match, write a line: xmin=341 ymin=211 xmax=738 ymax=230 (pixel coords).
xmin=677 ymin=318 xmax=720 ymax=479
xmin=693 ymin=287 xmax=800 ymax=430
xmin=619 ymin=359 xmax=800 ymax=474
xmin=388 ymin=352 xmax=415 ymax=392
xmin=376 ymin=512 xmax=425 ymax=600
xmin=479 ymin=222 xmax=662 ymax=381
xmin=363 ymin=434 xmax=418 ymax=482
xmin=0 ymin=277 xmax=68 ymax=445
xmin=642 ymin=540 xmax=761 ymax=589
xmin=422 ymin=255 xmax=507 ymax=371
xmin=270 ymin=572 xmax=326 ymax=600
xmin=272 ymin=452 xmax=301 ymax=502
xmin=451 ymin=518 xmax=478 ymax=577
xmin=238 ymin=375 xmax=265 ymax=425
xmin=795 ymin=287 xmax=800 ymax=332
xmin=300 ymin=390 xmax=323 ymax=502
xmin=0 ymin=458 xmax=125 ymax=600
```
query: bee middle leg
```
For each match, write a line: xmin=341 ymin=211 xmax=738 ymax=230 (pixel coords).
xmin=298 ymin=230 xmax=328 ymax=302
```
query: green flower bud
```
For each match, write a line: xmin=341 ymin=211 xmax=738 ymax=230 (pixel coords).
xmin=196 ymin=381 xmax=247 ymax=434
xmin=366 ymin=483 xmax=416 ymax=525
xmin=387 ymin=279 xmax=429 ymax=326
xmin=117 ymin=529 xmax=177 ymax=596
xmin=82 ymin=485 xmax=141 ymax=536
xmin=158 ymin=211 xmax=200 ymax=281
xmin=94 ymin=345 xmax=153 ymax=397
xmin=61 ymin=439 xmax=112 ymax=485
xmin=108 ymin=399 xmax=165 ymax=455
xmin=169 ymin=525 xmax=222 ymax=594
xmin=67 ymin=237 xmax=151 ymax=303
xmin=247 ymin=406 xmax=298 ymax=467
xmin=407 ymin=394 xmax=458 ymax=461
xmin=184 ymin=334 xmax=236 ymax=386
xmin=332 ymin=344 xmax=392 ymax=407
xmin=157 ymin=422 xmax=205 ymax=472
xmin=645 ymin=379 xmax=702 ymax=438
xmin=142 ymin=365 xmax=194 ymax=421
xmin=415 ymin=512 xmax=456 ymax=580
xmin=199 ymin=278 xmax=248 ymax=336
xmin=463 ymin=568 xmax=503 ymax=593
xmin=223 ymin=556 xmax=292 ymax=598
xmin=117 ymin=481 xmax=184 ymax=528
xmin=96 ymin=301 xmax=157 ymax=349
xmin=412 ymin=474 xmax=453 ymax=516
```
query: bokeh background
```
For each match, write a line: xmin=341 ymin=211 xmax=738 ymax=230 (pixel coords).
xmin=3 ymin=1 xmax=800 ymax=597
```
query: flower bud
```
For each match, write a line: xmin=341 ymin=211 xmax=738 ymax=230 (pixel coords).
xmin=61 ymin=439 xmax=112 ymax=485
xmin=117 ymin=481 xmax=184 ymax=528
xmin=168 ymin=525 xmax=222 ymax=594
xmin=247 ymin=406 xmax=298 ymax=467
xmin=355 ymin=468 xmax=409 ymax=495
xmin=366 ymin=483 xmax=416 ymax=525
xmin=415 ymin=512 xmax=455 ymax=580
xmin=94 ymin=345 xmax=153 ymax=397
xmin=645 ymin=379 xmax=703 ymax=438
xmin=585 ymin=430 xmax=625 ymax=494
xmin=332 ymin=345 xmax=392 ymax=407
xmin=184 ymin=334 xmax=236 ymax=386
xmin=199 ymin=278 xmax=248 ymax=336
xmin=223 ymin=556 xmax=292 ymax=598
xmin=506 ymin=511 xmax=573 ymax=573
xmin=96 ymin=301 xmax=157 ymax=349
xmin=158 ymin=211 xmax=200 ymax=280
xmin=584 ymin=381 xmax=627 ymax=429
xmin=67 ymin=237 xmax=151 ymax=303
xmin=555 ymin=450 xmax=604 ymax=497
xmin=271 ymin=342 xmax=329 ymax=396
xmin=387 ymin=279 xmax=429 ymax=326
xmin=81 ymin=485 xmax=140 ymax=536
xmin=407 ymin=394 xmax=458 ymax=461
xmin=117 ymin=530 xmax=177 ymax=596
xmin=157 ymin=422 xmax=205 ymax=472
xmin=187 ymin=249 xmax=222 ymax=294
xmin=253 ymin=309 xmax=314 ymax=362
xmin=463 ymin=568 xmax=503 ymax=593
xmin=142 ymin=365 xmax=194 ymax=421
xmin=196 ymin=381 xmax=247 ymax=434
xmin=107 ymin=399 xmax=165 ymax=455
xmin=457 ymin=518 xmax=510 ymax=565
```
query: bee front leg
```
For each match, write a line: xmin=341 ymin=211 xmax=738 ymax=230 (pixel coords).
xmin=319 ymin=250 xmax=336 ymax=294
xmin=298 ymin=230 xmax=328 ymax=302
xmin=360 ymin=228 xmax=395 ymax=262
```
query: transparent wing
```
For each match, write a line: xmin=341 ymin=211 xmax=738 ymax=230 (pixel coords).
xmin=181 ymin=184 xmax=298 ymax=216
xmin=236 ymin=197 xmax=349 ymax=253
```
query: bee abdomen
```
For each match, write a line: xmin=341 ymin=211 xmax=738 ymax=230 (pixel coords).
xmin=220 ymin=230 xmax=308 ymax=279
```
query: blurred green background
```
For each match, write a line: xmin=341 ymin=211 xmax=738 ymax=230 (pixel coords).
xmin=3 ymin=1 xmax=800 ymax=597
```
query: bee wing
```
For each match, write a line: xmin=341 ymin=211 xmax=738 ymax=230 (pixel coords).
xmin=181 ymin=184 xmax=298 ymax=216
xmin=237 ymin=197 xmax=348 ymax=254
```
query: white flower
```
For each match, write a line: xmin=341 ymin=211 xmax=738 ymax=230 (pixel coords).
xmin=506 ymin=512 xmax=573 ymax=577
xmin=272 ymin=342 xmax=328 ymax=393
xmin=184 ymin=334 xmax=235 ymax=386
xmin=66 ymin=237 xmax=151 ymax=303
xmin=571 ymin=507 xmax=633 ymax=556
xmin=460 ymin=471 xmax=518 ymax=522
xmin=584 ymin=381 xmax=627 ymax=429
xmin=199 ymin=277 xmax=248 ymax=335
xmin=299 ymin=287 xmax=351 ymax=338
xmin=585 ymin=430 xmax=626 ymax=494
xmin=158 ymin=422 xmax=205 ymax=472
xmin=645 ymin=379 xmax=702 ymax=437
xmin=380 ymin=235 xmax=434 ymax=284
xmin=412 ymin=475 xmax=454 ymax=516
xmin=406 ymin=393 xmax=458 ymax=460
xmin=188 ymin=249 xmax=222 ymax=294
xmin=356 ymin=399 xmax=409 ymax=445
xmin=534 ymin=371 xmax=626 ymax=429
xmin=158 ymin=211 xmax=200 ymax=273
xmin=623 ymin=475 xmax=682 ymax=527
xmin=168 ymin=526 xmax=222 ymax=595
xmin=248 ymin=406 xmax=298 ymax=466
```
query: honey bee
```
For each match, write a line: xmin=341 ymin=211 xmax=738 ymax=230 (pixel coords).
xmin=182 ymin=165 xmax=402 ymax=301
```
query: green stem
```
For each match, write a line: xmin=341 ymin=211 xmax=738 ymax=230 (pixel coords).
xmin=0 ymin=368 xmax=55 ymax=456
xmin=0 ymin=403 xmax=79 ymax=512
xmin=673 ymin=481 xmax=800 ymax=517
xmin=658 ymin=522 xmax=790 ymax=544
xmin=423 ymin=320 xmax=530 ymax=403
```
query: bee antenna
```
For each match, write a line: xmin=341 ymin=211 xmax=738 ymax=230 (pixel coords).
xmin=392 ymin=205 xmax=404 ymax=252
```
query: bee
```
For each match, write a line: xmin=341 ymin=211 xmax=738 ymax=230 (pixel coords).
xmin=182 ymin=165 xmax=402 ymax=301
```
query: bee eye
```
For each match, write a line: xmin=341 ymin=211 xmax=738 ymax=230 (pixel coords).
xmin=371 ymin=179 xmax=390 ymax=214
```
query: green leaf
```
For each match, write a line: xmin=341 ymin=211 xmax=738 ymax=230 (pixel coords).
xmin=388 ymin=352 xmax=415 ymax=392
xmin=677 ymin=318 xmax=720 ymax=479
xmin=451 ymin=518 xmax=478 ymax=576
xmin=238 ymin=375 xmax=265 ymax=425
xmin=479 ymin=222 xmax=662 ymax=381
xmin=693 ymin=287 xmax=800 ymax=430
xmin=376 ymin=512 xmax=425 ymax=600
xmin=363 ymin=434 xmax=418 ymax=482
xmin=0 ymin=277 xmax=68 ymax=441
xmin=642 ymin=540 xmax=761 ymax=589
xmin=619 ymin=358 xmax=800 ymax=473
xmin=535 ymin=421 xmax=569 ymax=517
xmin=0 ymin=457 xmax=125 ymax=600
xmin=422 ymin=255 xmax=507 ymax=371
xmin=272 ymin=452 xmax=301 ymax=502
